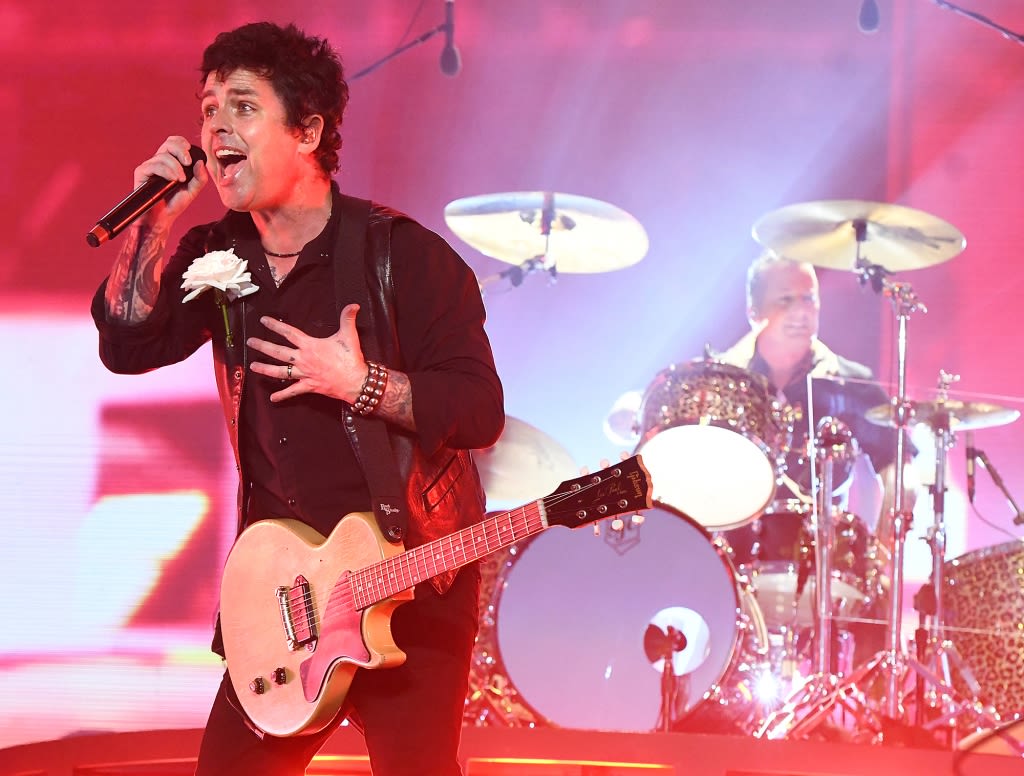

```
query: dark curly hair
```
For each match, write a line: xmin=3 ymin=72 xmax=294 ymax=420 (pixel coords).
xmin=200 ymin=22 xmax=348 ymax=176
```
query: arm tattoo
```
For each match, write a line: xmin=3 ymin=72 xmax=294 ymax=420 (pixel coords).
xmin=104 ymin=224 xmax=169 ymax=323
xmin=377 ymin=370 xmax=416 ymax=432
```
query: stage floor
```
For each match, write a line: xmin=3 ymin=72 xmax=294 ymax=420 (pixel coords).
xmin=1 ymin=725 xmax=1022 ymax=776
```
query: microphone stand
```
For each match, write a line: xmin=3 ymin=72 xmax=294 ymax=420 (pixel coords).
xmin=643 ymin=624 xmax=688 ymax=732
xmin=975 ymin=448 xmax=1024 ymax=525
xmin=350 ymin=23 xmax=448 ymax=81
xmin=932 ymin=1 xmax=1024 ymax=47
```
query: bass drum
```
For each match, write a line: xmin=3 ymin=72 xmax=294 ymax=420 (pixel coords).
xmin=490 ymin=502 xmax=768 ymax=733
xmin=943 ymin=540 xmax=1024 ymax=719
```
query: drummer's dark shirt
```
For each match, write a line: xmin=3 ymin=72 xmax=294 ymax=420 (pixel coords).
xmin=749 ymin=348 xmax=901 ymax=497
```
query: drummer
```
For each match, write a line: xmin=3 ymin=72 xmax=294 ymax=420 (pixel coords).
xmin=714 ymin=250 xmax=920 ymax=664
xmin=715 ymin=249 xmax=918 ymax=540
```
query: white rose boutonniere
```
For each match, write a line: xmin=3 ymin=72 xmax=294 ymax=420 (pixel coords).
xmin=180 ymin=248 xmax=259 ymax=346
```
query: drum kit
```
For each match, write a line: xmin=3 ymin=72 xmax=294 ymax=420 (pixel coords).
xmin=450 ymin=192 xmax=1024 ymax=751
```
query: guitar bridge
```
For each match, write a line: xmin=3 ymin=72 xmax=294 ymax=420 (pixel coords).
xmin=276 ymin=575 xmax=318 ymax=651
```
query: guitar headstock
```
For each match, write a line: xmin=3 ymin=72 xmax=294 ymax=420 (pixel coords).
xmin=543 ymin=454 xmax=653 ymax=530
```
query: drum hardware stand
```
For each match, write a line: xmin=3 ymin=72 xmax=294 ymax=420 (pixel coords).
xmin=812 ymin=418 xmax=853 ymax=677
xmin=754 ymin=417 xmax=861 ymax=739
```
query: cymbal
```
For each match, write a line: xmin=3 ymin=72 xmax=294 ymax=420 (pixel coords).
xmin=472 ymin=416 xmax=577 ymax=502
xmin=752 ymin=200 xmax=966 ymax=271
xmin=444 ymin=191 xmax=649 ymax=273
xmin=866 ymin=399 xmax=1020 ymax=432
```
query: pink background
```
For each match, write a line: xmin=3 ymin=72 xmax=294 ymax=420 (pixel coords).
xmin=2 ymin=0 xmax=1024 ymax=748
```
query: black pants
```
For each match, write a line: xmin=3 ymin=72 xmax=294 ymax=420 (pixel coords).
xmin=195 ymin=565 xmax=480 ymax=776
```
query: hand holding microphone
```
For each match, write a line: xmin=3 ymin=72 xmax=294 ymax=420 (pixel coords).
xmin=87 ymin=137 xmax=208 ymax=247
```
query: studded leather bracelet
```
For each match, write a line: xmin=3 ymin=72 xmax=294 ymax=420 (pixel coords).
xmin=352 ymin=361 xmax=388 ymax=416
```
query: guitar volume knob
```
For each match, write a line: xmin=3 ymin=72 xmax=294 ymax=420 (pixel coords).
xmin=249 ymin=677 xmax=266 ymax=695
xmin=272 ymin=667 xmax=287 ymax=685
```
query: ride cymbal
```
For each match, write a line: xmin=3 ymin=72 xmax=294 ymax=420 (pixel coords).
xmin=472 ymin=416 xmax=577 ymax=502
xmin=444 ymin=191 xmax=649 ymax=273
xmin=752 ymin=200 xmax=966 ymax=271
xmin=866 ymin=399 xmax=1020 ymax=432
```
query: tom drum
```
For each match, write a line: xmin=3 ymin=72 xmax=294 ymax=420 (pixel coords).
xmin=634 ymin=360 xmax=794 ymax=530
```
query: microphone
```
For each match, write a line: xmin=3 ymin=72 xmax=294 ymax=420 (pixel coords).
xmin=439 ymin=0 xmax=461 ymax=77
xmin=966 ymin=431 xmax=977 ymax=503
xmin=86 ymin=145 xmax=207 ymax=247
xmin=858 ymin=0 xmax=880 ymax=34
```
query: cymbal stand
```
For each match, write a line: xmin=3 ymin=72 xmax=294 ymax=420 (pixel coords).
xmin=756 ymin=236 xmax=929 ymax=740
xmin=477 ymin=193 xmax=561 ymax=295
xmin=910 ymin=373 xmax=1000 ymax=739
xmin=477 ymin=256 xmax=552 ymax=294
xmin=857 ymin=250 xmax=922 ymax=721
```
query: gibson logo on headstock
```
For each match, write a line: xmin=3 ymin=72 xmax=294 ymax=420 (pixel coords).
xmin=627 ymin=468 xmax=645 ymax=499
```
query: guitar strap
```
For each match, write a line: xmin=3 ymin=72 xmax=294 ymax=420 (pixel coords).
xmin=332 ymin=193 xmax=409 ymax=544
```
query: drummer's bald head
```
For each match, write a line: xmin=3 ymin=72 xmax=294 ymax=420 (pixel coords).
xmin=746 ymin=251 xmax=817 ymax=320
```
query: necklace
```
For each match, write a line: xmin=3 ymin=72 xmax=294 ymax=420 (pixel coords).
xmin=260 ymin=201 xmax=333 ymax=259
xmin=262 ymin=246 xmax=302 ymax=258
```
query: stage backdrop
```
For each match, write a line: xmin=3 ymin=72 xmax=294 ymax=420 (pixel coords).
xmin=2 ymin=0 xmax=1024 ymax=749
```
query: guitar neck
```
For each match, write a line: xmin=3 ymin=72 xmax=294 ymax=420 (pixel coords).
xmin=350 ymin=501 xmax=548 ymax=609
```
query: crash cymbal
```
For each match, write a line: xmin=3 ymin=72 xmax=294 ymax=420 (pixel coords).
xmin=752 ymin=200 xmax=966 ymax=271
xmin=444 ymin=191 xmax=649 ymax=273
xmin=472 ymin=416 xmax=577 ymax=502
xmin=866 ymin=399 xmax=1020 ymax=432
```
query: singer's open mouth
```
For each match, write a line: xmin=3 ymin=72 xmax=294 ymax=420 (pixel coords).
xmin=214 ymin=149 xmax=247 ymax=179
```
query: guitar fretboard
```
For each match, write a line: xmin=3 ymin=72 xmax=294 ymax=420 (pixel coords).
xmin=349 ymin=500 xmax=548 ymax=609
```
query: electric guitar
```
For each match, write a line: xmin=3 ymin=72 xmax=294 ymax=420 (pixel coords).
xmin=219 ymin=455 xmax=653 ymax=737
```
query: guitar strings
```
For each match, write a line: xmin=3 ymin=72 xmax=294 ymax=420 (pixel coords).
xmin=232 ymin=467 xmax=633 ymax=651
xmin=330 ymin=474 xmax=608 ymax=617
xmin=273 ymin=503 xmax=543 ymax=646
xmin=321 ymin=501 xmax=545 ymax=627
xmin=286 ymin=468 xmax=632 ymax=641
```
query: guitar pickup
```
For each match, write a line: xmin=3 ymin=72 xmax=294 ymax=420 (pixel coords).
xmin=277 ymin=575 xmax=318 ymax=651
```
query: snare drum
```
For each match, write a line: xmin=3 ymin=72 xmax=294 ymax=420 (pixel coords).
xmin=720 ymin=501 xmax=882 ymax=629
xmin=484 ymin=503 xmax=769 ymax=733
xmin=635 ymin=360 xmax=794 ymax=530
